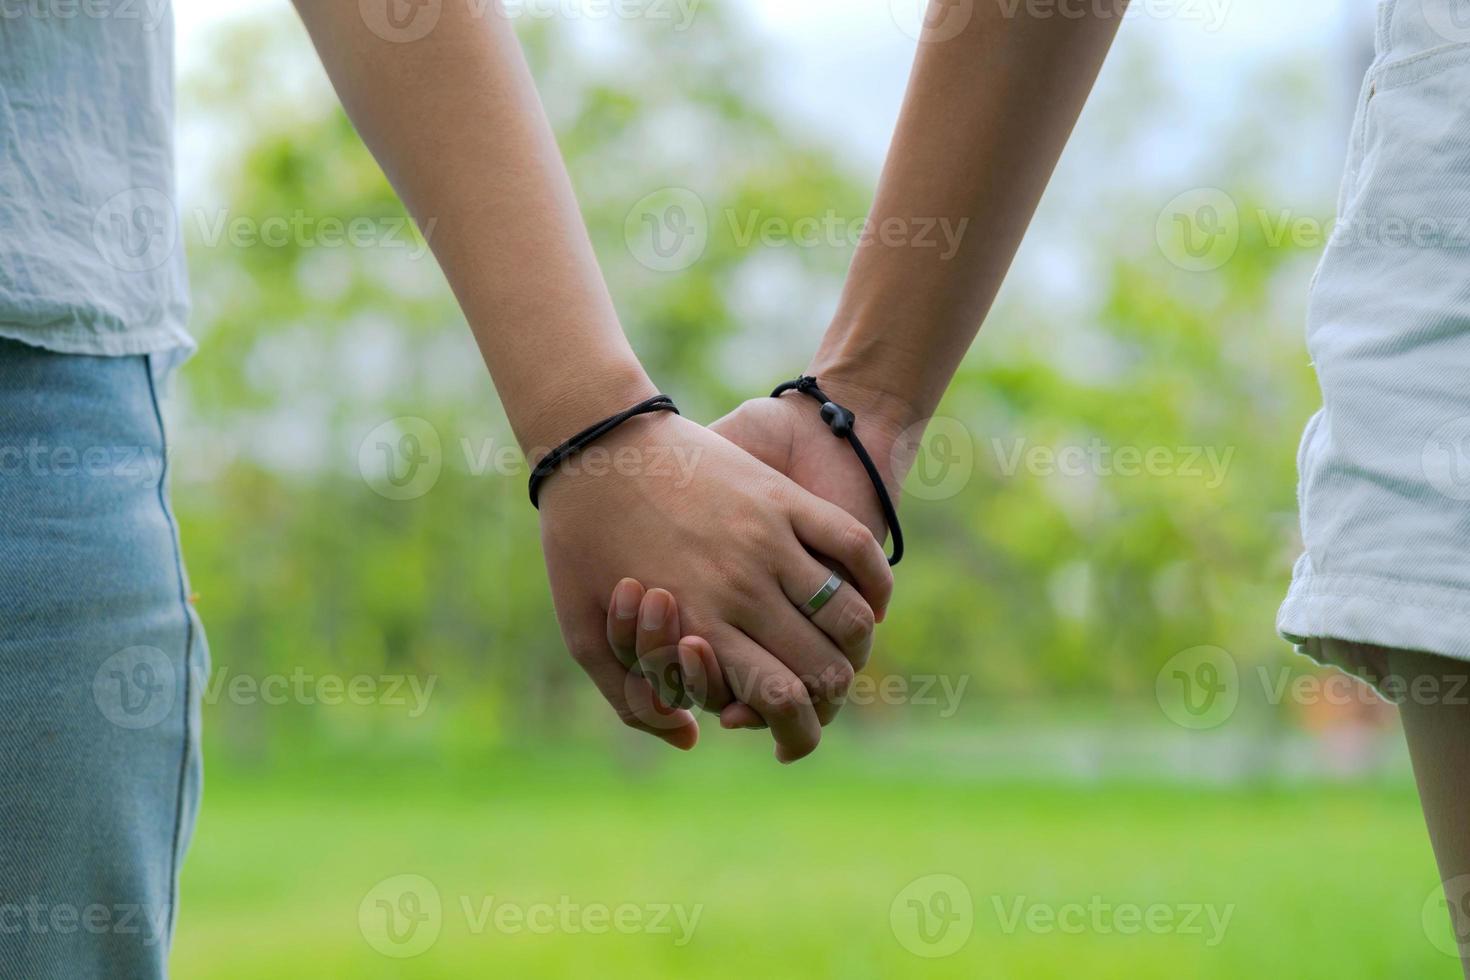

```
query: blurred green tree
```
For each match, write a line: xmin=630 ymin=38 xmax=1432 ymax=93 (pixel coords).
xmin=173 ymin=6 xmax=1323 ymax=761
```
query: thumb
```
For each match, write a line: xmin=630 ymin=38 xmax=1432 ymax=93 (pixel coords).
xmin=566 ymin=615 xmax=699 ymax=751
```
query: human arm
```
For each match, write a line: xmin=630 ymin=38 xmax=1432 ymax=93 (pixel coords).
xmin=716 ymin=0 xmax=1130 ymax=532
xmin=288 ymin=1 xmax=893 ymax=759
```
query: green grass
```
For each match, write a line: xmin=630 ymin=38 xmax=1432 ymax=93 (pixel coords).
xmin=172 ymin=734 xmax=1462 ymax=978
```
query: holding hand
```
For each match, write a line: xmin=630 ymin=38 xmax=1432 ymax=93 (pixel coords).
xmin=539 ymin=411 xmax=890 ymax=763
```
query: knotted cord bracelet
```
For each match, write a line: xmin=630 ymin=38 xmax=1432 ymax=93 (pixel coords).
xmin=771 ymin=376 xmax=904 ymax=566
xmin=528 ymin=394 xmax=680 ymax=508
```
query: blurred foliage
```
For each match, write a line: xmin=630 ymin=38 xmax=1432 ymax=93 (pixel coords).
xmin=173 ymin=6 xmax=1325 ymax=763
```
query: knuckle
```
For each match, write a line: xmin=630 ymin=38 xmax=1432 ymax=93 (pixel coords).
xmin=761 ymin=677 xmax=812 ymax=719
xmin=837 ymin=599 xmax=875 ymax=651
xmin=841 ymin=521 xmax=878 ymax=563
xmin=816 ymin=659 xmax=855 ymax=703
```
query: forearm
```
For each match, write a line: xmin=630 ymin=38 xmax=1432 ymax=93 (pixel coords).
xmin=812 ymin=0 xmax=1127 ymax=429
xmin=291 ymin=3 xmax=653 ymax=454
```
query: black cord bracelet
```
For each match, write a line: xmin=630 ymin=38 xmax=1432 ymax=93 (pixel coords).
xmin=528 ymin=394 xmax=680 ymax=508
xmin=771 ymin=376 xmax=903 ymax=566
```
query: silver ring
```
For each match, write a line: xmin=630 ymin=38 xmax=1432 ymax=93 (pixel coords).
xmin=799 ymin=571 xmax=844 ymax=618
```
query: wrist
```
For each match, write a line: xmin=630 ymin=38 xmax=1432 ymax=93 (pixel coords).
xmin=516 ymin=358 xmax=659 ymax=465
xmin=804 ymin=356 xmax=921 ymax=452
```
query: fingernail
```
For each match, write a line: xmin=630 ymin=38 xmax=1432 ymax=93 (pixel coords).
xmin=614 ymin=580 xmax=640 ymax=620
xmin=641 ymin=590 xmax=670 ymax=631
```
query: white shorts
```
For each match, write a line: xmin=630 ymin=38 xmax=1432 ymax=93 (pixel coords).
xmin=1279 ymin=0 xmax=1470 ymax=676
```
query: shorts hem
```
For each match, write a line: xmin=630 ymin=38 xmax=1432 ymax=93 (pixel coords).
xmin=1278 ymin=572 xmax=1470 ymax=694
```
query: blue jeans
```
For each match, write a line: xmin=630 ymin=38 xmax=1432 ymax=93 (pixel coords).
xmin=0 ymin=338 xmax=206 ymax=978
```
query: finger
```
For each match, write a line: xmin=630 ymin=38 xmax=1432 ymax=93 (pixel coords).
xmin=720 ymin=701 xmax=765 ymax=730
xmin=571 ymin=617 xmax=698 ymax=751
xmin=711 ymin=626 xmax=822 ymax=763
xmin=741 ymin=592 xmax=855 ymax=727
xmin=778 ymin=558 xmax=875 ymax=673
xmin=739 ymin=541 xmax=862 ymax=726
xmin=606 ymin=578 xmax=645 ymax=670
xmin=636 ymin=589 xmax=686 ymax=709
xmin=677 ymin=635 xmax=734 ymax=713
xmin=786 ymin=494 xmax=895 ymax=620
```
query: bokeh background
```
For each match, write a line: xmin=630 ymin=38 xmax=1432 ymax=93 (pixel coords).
xmin=163 ymin=0 xmax=1462 ymax=976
